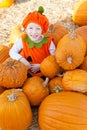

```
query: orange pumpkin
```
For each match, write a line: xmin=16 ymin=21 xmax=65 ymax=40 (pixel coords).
xmin=48 ymin=77 xmax=64 ymax=93
xmin=72 ymin=0 xmax=87 ymax=26
xmin=75 ymin=25 xmax=87 ymax=54
xmin=23 ymin=76 xmax=49 ymax=106
xmin=55 ymin=33 xmax=86 ymax=70
xmin=0 ymin=45 xmax=10 ymax=64
xmin=0 ymin=86 xmax=5 ymax=94
xmin=62 ymin=69 xmax=87 ymax=93
xmin=9 ymin=24 xmax=26 ymax=44
xmin=0 ymin=89 xmax=32 ymax=130
xmin=40 ymin=55 xmax=60 ymax=78
xmin=80 ymin=55 xmax=87 ymax=70
xmin=38 ymin=91 xmax=87 ymax=130
xmin=0 ymin=58 xmax=28 ymax=88
xmin=46 ymin=23 xmax=68 ymax=46
xmin=0 ymin=0 xmax=14 ymax=7
xmin=75 ymin=25 xmax=87 ymax=43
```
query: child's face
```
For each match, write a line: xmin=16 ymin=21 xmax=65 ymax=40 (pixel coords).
xmin=26 ymin=23 xmax=42 ymax=42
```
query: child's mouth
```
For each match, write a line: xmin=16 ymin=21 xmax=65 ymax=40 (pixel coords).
xmin=31 ymin=35 xmax=38 ymax=39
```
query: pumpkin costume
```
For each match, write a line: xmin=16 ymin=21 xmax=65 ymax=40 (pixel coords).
xmin=20 ymin=35 xmax=52 ymax=64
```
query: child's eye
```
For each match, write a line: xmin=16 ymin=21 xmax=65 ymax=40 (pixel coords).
xmin=29 ymin=27 xmax=33 ymax=29
xmin=36 ymin=28 xmax=40 ymax=30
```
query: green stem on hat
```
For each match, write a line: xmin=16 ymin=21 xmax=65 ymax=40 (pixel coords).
xmin=38 ymin=6 xmax=44 ymax=14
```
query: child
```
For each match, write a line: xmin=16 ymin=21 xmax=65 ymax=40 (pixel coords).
xmin=9 ymin=6 xmax=56 ymax=77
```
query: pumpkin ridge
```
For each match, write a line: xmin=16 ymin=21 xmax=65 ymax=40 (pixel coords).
xmin=41 ymin=114 xmax=87 ymax=125
xmin=43 ymin=102 xmax=87 ymax=116
xmin=41 ymin=115 xmax=87 ymax=128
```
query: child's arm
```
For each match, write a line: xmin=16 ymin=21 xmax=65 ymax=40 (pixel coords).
xmin=19 ymin=57 xmax=31 ymax=69
xmin=9 ymin=38 xmax=31 ymax=69
xmin=9 ymin=38 xmax=23 ymax=60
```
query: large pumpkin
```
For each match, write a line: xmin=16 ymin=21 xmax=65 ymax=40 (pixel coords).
xmin=46 ymin=23 xmax=68 ymax=46
xmin=0 ymin=58 xmax=28 ymax=88
xmin=55 ymin=33 xmax=86 ymax=70
xmin=0 ymin=89 xmax=32 ymax=130
xmin=23 ymin=76 xmax=49 ymax=106
xmin=0 ymin=0 xmax=14 ymax=7
xmin=62 ymin=69 xmax=87 ymax=93
xmin=40 ymin=55 xmax=60 ymax=78
xmin=9 ymin=24 xmax=25 ymax=44
xmin=38 ymin=91 xmax=87 ymax=130
xmin=72 ymin=0 xmax=87 ymax=26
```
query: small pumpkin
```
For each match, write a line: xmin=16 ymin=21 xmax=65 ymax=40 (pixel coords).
xmin=38 ymin=91 xmax=87 ymax=130
xmin=55 ymin=33 xmax=86 ymax=70
xmin=62 ymin=69 xmax=87 ymax=93
xmin=0 ymin=0 xmax=14 ymax=8
xmin=0 ymin=89 xmax=33 ymax=130
xmin=9 ymin=24 xmax=26 ymax=44
xmin=0 ymin=58 xmax=28 ymax=88
xmin=45 ymin=23 xmax=68 ymax=46
xmin=48 ymin=77 xmax=64 ymax=93
xmin=40 ymin=55 xmax=60 ymax=78
xmin=72 ymin=0 xmax=87 ymax=26
xmin=23 ymin=76 xmax=49 ymax=106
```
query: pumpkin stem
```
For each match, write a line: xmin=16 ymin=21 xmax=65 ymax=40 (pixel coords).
xmin=67 ymin=57 xmax=72 ymax=64
xmin=53 ymin=86 xmax=63 ymax=93
xmin=38 ymin=6 xmax=44 ymax=14
xmin=8 ymin=60 xmax=14 ymax=67
xmin=7 ymin=93 xmax=18 ymax=102
xmin=42 ymin=77 xmax=49 ymax=87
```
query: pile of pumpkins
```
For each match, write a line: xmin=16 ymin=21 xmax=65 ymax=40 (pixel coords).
xmin=0 ymin=0 xmax=87 ymax=130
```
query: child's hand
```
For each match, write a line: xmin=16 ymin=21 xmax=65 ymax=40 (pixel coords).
xmin=30 ymin=64 xmax=40 ymax=73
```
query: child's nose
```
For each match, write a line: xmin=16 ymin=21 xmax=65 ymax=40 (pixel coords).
xmin=32 ymin=28 xmax=36 ymax=34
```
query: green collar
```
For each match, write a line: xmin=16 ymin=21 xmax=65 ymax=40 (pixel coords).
xmin=24 ymin=35 xmax=48 ymax=48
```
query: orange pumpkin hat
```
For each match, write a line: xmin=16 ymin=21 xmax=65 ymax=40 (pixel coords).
xmin=22 ymin=6 xmax=49 ymax=34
